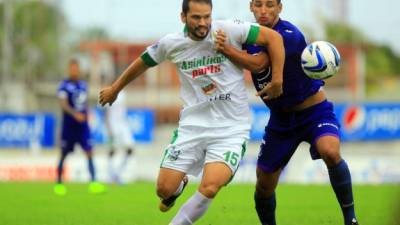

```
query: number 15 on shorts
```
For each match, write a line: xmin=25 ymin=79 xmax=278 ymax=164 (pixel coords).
xmin=223 ymin=151 xmax=240 ymax=167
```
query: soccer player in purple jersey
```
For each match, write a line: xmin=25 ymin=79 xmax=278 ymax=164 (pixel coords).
xmin=54 ymin=59 xmax=105 ymax=195
xmin=214 ymin=0 xmax=359 ymax=224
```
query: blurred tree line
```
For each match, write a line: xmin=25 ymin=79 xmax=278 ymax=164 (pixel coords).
xmin=1 ymin=2 xmax=399 ymax=87
xmin=325 ymin=22 xmax=400 ymax=81
xmin=0 ymin=1 xmax=111 ymax=83
xmin=0 ymin=1 xmax=67 ymax=82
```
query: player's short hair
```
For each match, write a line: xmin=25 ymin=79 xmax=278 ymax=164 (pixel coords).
xmin=69 ymin=58 xmax=79 ymax=65
xmin=251 ymin=0 xmax=281 ymax=3
xmin=182 ymin=0 xmax=213 ymax=15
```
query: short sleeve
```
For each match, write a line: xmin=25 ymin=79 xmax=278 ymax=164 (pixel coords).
xmin=57 ymin=82 xmax=67 ymax=99
xmin=221 ymin=20 xmax=260 ymax=45
xmin=140 ymin=37 xmax=168 ymax=67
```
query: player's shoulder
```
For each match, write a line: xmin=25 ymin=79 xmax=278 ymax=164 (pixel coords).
xmin=162 ymin=32 xmax=185 ymax=42
xmin=155 ymin=32 xmax=186 ymax=50
xmin=213 ymin=19 xmax=255 ymax=28
xmin=58 ymin=79 xmax=70 ymax=88
xmin=78 ymin=80 xmax=88 ymax=88
xmin=276 ymin=19 xmax=304 ymax=38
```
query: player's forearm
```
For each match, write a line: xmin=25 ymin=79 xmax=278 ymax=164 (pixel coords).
xmin=221 ymin=46 xmax=268 ymax=73
xmin=111 ymin=58 xmax=149 ymax=93
xmin=256 ymin=27 xmax=285 ymax=84
xmin=265 ymin=30 xmax=284 ymax=84
xmin=60 ymin=99 xmax=76 ymax=116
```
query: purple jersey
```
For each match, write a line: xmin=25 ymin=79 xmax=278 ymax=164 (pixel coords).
xmin=243 ymin=19 xmax=340 ymax=172
xmin=243 ymin=19 xmax=324 ymax=110
xmin=57 ymin=79 xmax=92 ymax=151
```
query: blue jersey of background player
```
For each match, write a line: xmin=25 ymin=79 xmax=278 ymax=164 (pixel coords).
xmin=58 ymin=72 xmax=90 ymax=147
xmin=54 ymin=59 xmax=105 ymax=196
xmin=214 ymin=0 xmax=358 ymax=224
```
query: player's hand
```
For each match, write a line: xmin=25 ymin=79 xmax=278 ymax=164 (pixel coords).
xmin=74 ymin=112 xmax=86 ymax=123
xmin=257 ymin=81 xmax=283 ymax=100
xmin=99 ymin=85 xmax=118 ymax=107
xmin=214 ymin=30 xmax=227 ymax=53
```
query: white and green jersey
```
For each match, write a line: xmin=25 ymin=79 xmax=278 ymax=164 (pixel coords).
xmin=141 ymin=19 xmax=260 ymax=128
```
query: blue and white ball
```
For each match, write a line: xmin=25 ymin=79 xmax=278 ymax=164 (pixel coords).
xmin=301 ymin=41 xmax=341 ymax=80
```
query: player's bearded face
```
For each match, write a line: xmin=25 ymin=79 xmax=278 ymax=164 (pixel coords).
xmin=182 ymin=2 xmax=212 ymax=40
xmin=187 ymin=19 xmax=211 ymax=40
xmin=250 ymin=0 xmax=282 ymax=27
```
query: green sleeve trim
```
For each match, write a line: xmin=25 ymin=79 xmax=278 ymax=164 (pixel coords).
xmin=141 ymin=51 xmax=158 ymax=67
xmin=245 ymin=25 xmax=260 ymax=45
xmin=170 ymin=129 xmax=179 ymax=144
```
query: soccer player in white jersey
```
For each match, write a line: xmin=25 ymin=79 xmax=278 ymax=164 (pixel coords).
xmin=99 ymin=0 xmax=285 ymax=224
xmin=104 ymin=90 xmax=135 ymax=184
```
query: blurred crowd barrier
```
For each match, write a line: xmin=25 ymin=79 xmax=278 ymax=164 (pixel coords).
xmin=1 ymin=103 xmax=400 ymax=149
xmin=0 ymin=141 xmax=399 ymax=184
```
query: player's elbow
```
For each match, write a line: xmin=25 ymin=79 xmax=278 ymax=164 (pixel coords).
xmin=250 ymin=63 xmax=266 ymax=73
xmin=250 ymin=53 xmax=270 ymax=73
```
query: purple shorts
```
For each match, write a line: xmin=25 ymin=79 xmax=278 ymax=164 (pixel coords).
xmin=60 ymin=123 xmax=93 ymax=153
xmin=257 ymin=100 xmax=340 ymax=173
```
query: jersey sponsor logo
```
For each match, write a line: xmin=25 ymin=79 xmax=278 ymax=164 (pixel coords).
xmin=72 ymin=92 xmax=88 ymax=112
xmin=182 ymin=55 xmax=226 ymax=95
xmin=208 ymin=93 xmax=231 ymax=102
xmin=194 ymin=75 xmax=217 ymax=95
xmin=180 ymin=55 xmax=227 ymax=70
xmin=256 ymin=67 xmax=272 ymax=90
xmin=192 ymin=64 xmax=221 ymax=79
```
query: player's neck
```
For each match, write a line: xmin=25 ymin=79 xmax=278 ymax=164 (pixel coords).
xmin=69 ymin=78 xmax=79 ymax=83
xmin=271 ymin=17 xmax=280 ymax=28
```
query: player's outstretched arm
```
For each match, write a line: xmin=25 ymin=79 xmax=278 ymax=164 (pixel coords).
xmin=214 ymin=30 xmax=269 ymax=73
xmin=255 ymin=27 xmax=285 ymax=100
xmin=99 ymin=58 xmax=150 ymax=106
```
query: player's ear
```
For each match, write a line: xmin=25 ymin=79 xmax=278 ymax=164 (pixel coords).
xmin=249 ymin=1 xmax=254 ymax=13
xmin=278 ymin=2 xmax=283 ymax=13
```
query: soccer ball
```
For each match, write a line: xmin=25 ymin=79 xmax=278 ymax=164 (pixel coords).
xmin=301 ymin=41 xmax=341 ymax=80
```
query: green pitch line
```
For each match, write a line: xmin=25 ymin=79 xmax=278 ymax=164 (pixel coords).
xmin=0 ymin=182 xmax=398 ymax=225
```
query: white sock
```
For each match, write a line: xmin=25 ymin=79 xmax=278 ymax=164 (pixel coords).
xmin=170 ymin=191 xmax=212 ymax=225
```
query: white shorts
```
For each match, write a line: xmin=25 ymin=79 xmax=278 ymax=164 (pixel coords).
xmin=160 ymin=125 xmax=249 ymax=176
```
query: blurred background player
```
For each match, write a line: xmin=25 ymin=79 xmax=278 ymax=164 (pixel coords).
xmin=54 ymin=59 xmax=106 ymax=195
xmin=103 ymin=89 xmax=135 ymax=184
xmin=214 ymin=0 xmax=358 ymax=224
xmin=99 ymin=0 xmax=285 ymax=224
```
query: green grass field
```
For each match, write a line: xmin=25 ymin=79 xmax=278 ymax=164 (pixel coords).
xmin=0 ymin=182 xmax=398 ymax=225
